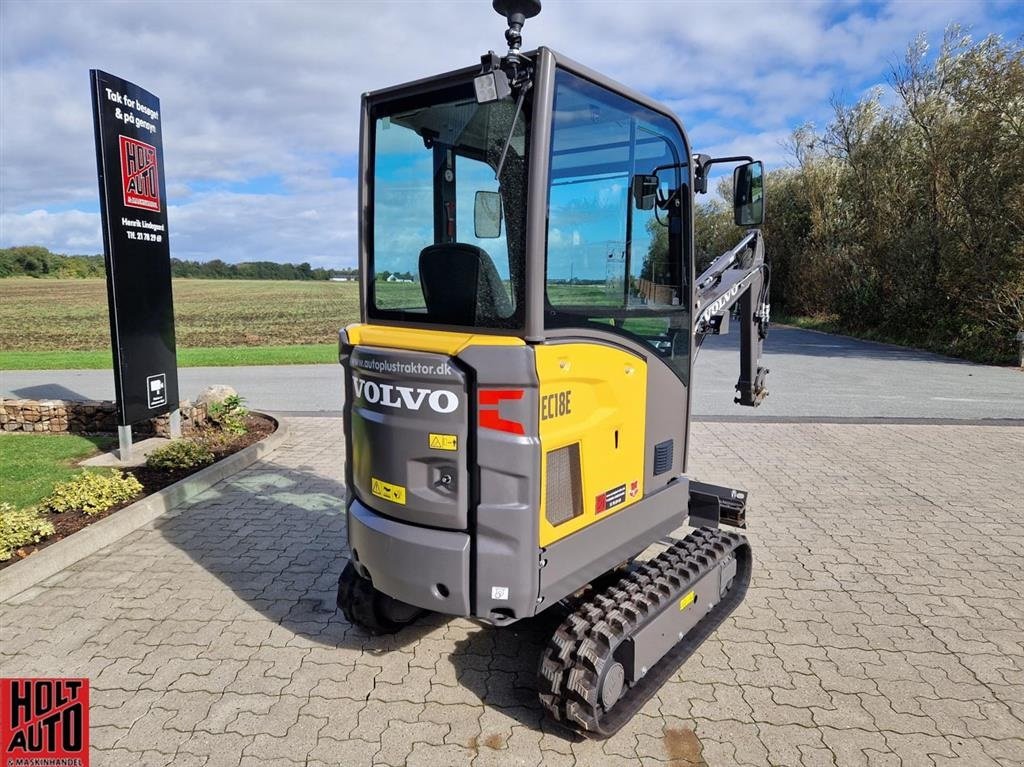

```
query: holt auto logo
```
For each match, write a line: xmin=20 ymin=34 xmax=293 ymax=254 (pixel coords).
xmin=1 ymin=678 xmax=90 ymax=766
xmin=119 ymin=135 xmax=160 ymax=212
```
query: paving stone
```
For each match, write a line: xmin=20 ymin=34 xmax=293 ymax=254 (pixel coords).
xmin=2 ymin=419 xmax=1022 ymax=766
xmin=879 ymin=732 xmax=958 ymax=767
xmin=600 ymin=712 xmax=662 ymax=759
xmin=309 ymin=735 xmax=380 ymax=766
xmin=695 ymin=719 xmax=769 ymax=765
xmin=112 ymin=706 xmax=186 ymax=754
xmin=348 ymin=699 xmax=423 ymax=743
xmin=405 ymin=741 xmax=476 ymax=766
xmin=375 ymin=720 xmax=448 ymax=766
xmin=743 ymin=684 xmax=816 ymax=727
xmin=244 ymin=712 xmax=326 ymax=762
xmin=89 ymin=724 xmax=131 ymax=752
xmin=151 ymin=689 xmax=219 ymax=733
xmin=91 ymin=748 xmax=176 ymax=767
xmin=177 ymin=730 xmax=252 ymax=767
xmin=89 ymin=688 xmax=162 ymax=730
xmin=228 ymin=694 xmax=305 ymax=737
xmin=635 ymin=721 xmax=706 ymax=765
xmin=818 ymin=727 xmax=895 ymax=767
xmin=418 ymin=701 xmax=483 ymax=747
xmin=756 ymin=722 xmax=832 ymax=767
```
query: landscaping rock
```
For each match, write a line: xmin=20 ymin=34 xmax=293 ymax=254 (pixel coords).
xmin=196 ymin=385 xmax=238 ymax=406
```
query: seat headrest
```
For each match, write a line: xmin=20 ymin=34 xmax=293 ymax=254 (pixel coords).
xmin=419 ymin=243 xmax=513 ymax=326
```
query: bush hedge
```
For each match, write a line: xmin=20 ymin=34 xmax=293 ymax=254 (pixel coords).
xmin=0 ymin=502 xmax=55 ymax=561
xmin=145 ymin=439 xmax=214 ymax=470
xmin=45 ymin=470 xmax=143 ymax=516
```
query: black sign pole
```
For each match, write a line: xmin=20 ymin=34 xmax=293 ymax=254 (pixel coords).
xmin=90 ymin=70 xmax=180 ymax=460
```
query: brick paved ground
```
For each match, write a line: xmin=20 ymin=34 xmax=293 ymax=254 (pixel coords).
xmin=2 ymin=418 xmax=1022 ymax=766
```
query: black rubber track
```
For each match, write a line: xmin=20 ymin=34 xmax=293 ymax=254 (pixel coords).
xmin=537 ymin=527 xmax=752 ymax=738
xmin=337 ymin=561 xmax=412 ymax=634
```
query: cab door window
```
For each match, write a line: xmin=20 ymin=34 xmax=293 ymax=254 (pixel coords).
xmin=545 ymin=70 xmax=691 ymax=383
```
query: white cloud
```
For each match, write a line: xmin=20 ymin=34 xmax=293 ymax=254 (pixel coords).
xmin=1 ymin=180 xmax=358 ymax=267
xmin=0 ymin=209 xmax=101 ymax=252
xmin=1 ymin=0 xmax=1017 ymax=265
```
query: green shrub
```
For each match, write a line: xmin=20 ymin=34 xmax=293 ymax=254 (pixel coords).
xmin=146 ymin=439 xmax=214 ymax=470
xmin=45 ymin=470 xmax=143 ymax=516
xmin=0 ymin=502 xmax=55 ymax=561
xmin=208 ymin=394 xmax=249 ymax=435
xmin=196 ymin=428 xmax=230 ymax=450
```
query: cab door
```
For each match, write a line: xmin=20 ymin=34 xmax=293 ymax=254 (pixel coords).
xmin=536 ymin=68 xmax=693 ymax=545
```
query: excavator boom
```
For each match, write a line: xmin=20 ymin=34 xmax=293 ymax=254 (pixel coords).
xmin=694 ymin=227 xmax=771 ymax=406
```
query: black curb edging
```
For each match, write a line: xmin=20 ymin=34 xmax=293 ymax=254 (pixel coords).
xmin=0 ymin=413 xmax=289 ymax=603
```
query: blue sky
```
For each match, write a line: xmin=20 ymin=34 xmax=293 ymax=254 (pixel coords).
xmin=1 ymin=0 xmax=1021 ymax=269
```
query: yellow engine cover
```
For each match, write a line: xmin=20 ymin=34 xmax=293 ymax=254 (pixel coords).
xmin=536 ymin=343 xmax=647 ymax=547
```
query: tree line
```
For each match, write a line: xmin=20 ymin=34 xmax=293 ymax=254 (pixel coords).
xmin=0 ymin=246 xmax=358 ymax=282
xmin=693 ymin=29 xmax=1023 ymax=364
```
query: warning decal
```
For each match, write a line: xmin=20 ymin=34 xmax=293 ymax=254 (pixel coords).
xmin=428 ymin=433 xmax=458 ymax=451
xmin=371 ymin=477 xmax=407 ymax=505
xmin=595 ymin=484 xmax=627 ymax=514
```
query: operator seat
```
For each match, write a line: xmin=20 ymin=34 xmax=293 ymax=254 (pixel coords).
xmin=419 ymin=243 xmax=513 ymax=326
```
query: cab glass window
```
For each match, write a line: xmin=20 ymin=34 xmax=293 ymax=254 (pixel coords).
xmin=369 ymin=82 xmax=529 ymax=329
xmin=545 ymin=70 xmax=691 ymax=383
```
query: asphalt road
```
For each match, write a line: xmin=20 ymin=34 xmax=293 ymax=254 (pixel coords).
xmin=2 ymin=327 xmax=1022 ymax=420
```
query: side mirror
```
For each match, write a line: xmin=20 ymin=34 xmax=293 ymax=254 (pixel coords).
xmin=474 ymin=190 xmax=503 ymax=238
xmin=733 ymin=161 xmax=764 ymax=226
xmin=632 ymin=174 xmax=659 ymax=211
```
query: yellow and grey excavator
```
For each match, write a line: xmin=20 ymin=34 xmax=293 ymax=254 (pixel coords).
xmin=337 ymin=0 xmax=770 ymax=736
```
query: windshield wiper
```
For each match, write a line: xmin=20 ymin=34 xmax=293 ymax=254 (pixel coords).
xmin=495 ymin=81 xmax=531 ymax=181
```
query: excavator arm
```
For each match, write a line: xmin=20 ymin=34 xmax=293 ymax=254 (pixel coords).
xmin=694 ymin=230 xmax=771 ymax=406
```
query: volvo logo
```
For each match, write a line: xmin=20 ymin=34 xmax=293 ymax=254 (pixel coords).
xmin=352 ymin=374 xmax=459 ymax=414
xmin=698 ymin=283 xmax=739 ymax=325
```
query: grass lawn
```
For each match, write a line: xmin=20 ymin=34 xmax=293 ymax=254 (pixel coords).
xmin=0 ymin=433 xmax=115 ymax=509
xmin=1 ymin=343 xmax=337 ymax=370
xmin=774 ymin=313 xmax=843 ymax=334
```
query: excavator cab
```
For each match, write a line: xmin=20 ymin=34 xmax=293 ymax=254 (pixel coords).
xmin=337 ymin=0 xmax=771 ymax=736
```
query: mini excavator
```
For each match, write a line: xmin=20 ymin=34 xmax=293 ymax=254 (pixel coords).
xmin=337 ymin=0 xmax=771 ymax=736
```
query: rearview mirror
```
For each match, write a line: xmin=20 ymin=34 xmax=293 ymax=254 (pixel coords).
xmin=733 ymin=161 xmax=764 ymax=226
xmin=474 ymin=191 xmax=503 ymax=238
xmin=632 ymin=174 xmax=658 ymax=211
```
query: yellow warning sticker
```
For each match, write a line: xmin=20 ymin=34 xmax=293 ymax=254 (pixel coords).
xmin=679 ymin=591 xmax=696 ymax=611
xmin=428 ymin=433 xmax=458 ymax=451
xmin=371 ymin=477 xmax=406 ymax=505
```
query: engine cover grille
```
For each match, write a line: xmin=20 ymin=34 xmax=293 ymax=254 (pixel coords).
xmin=545 ymin=443 xmax=582 ymax=526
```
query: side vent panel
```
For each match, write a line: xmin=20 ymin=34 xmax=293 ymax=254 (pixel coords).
xmin=653 ymin=439 xmax=674 ymax=476
xmin=545 ymin=443 xmax=582 ymax=526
